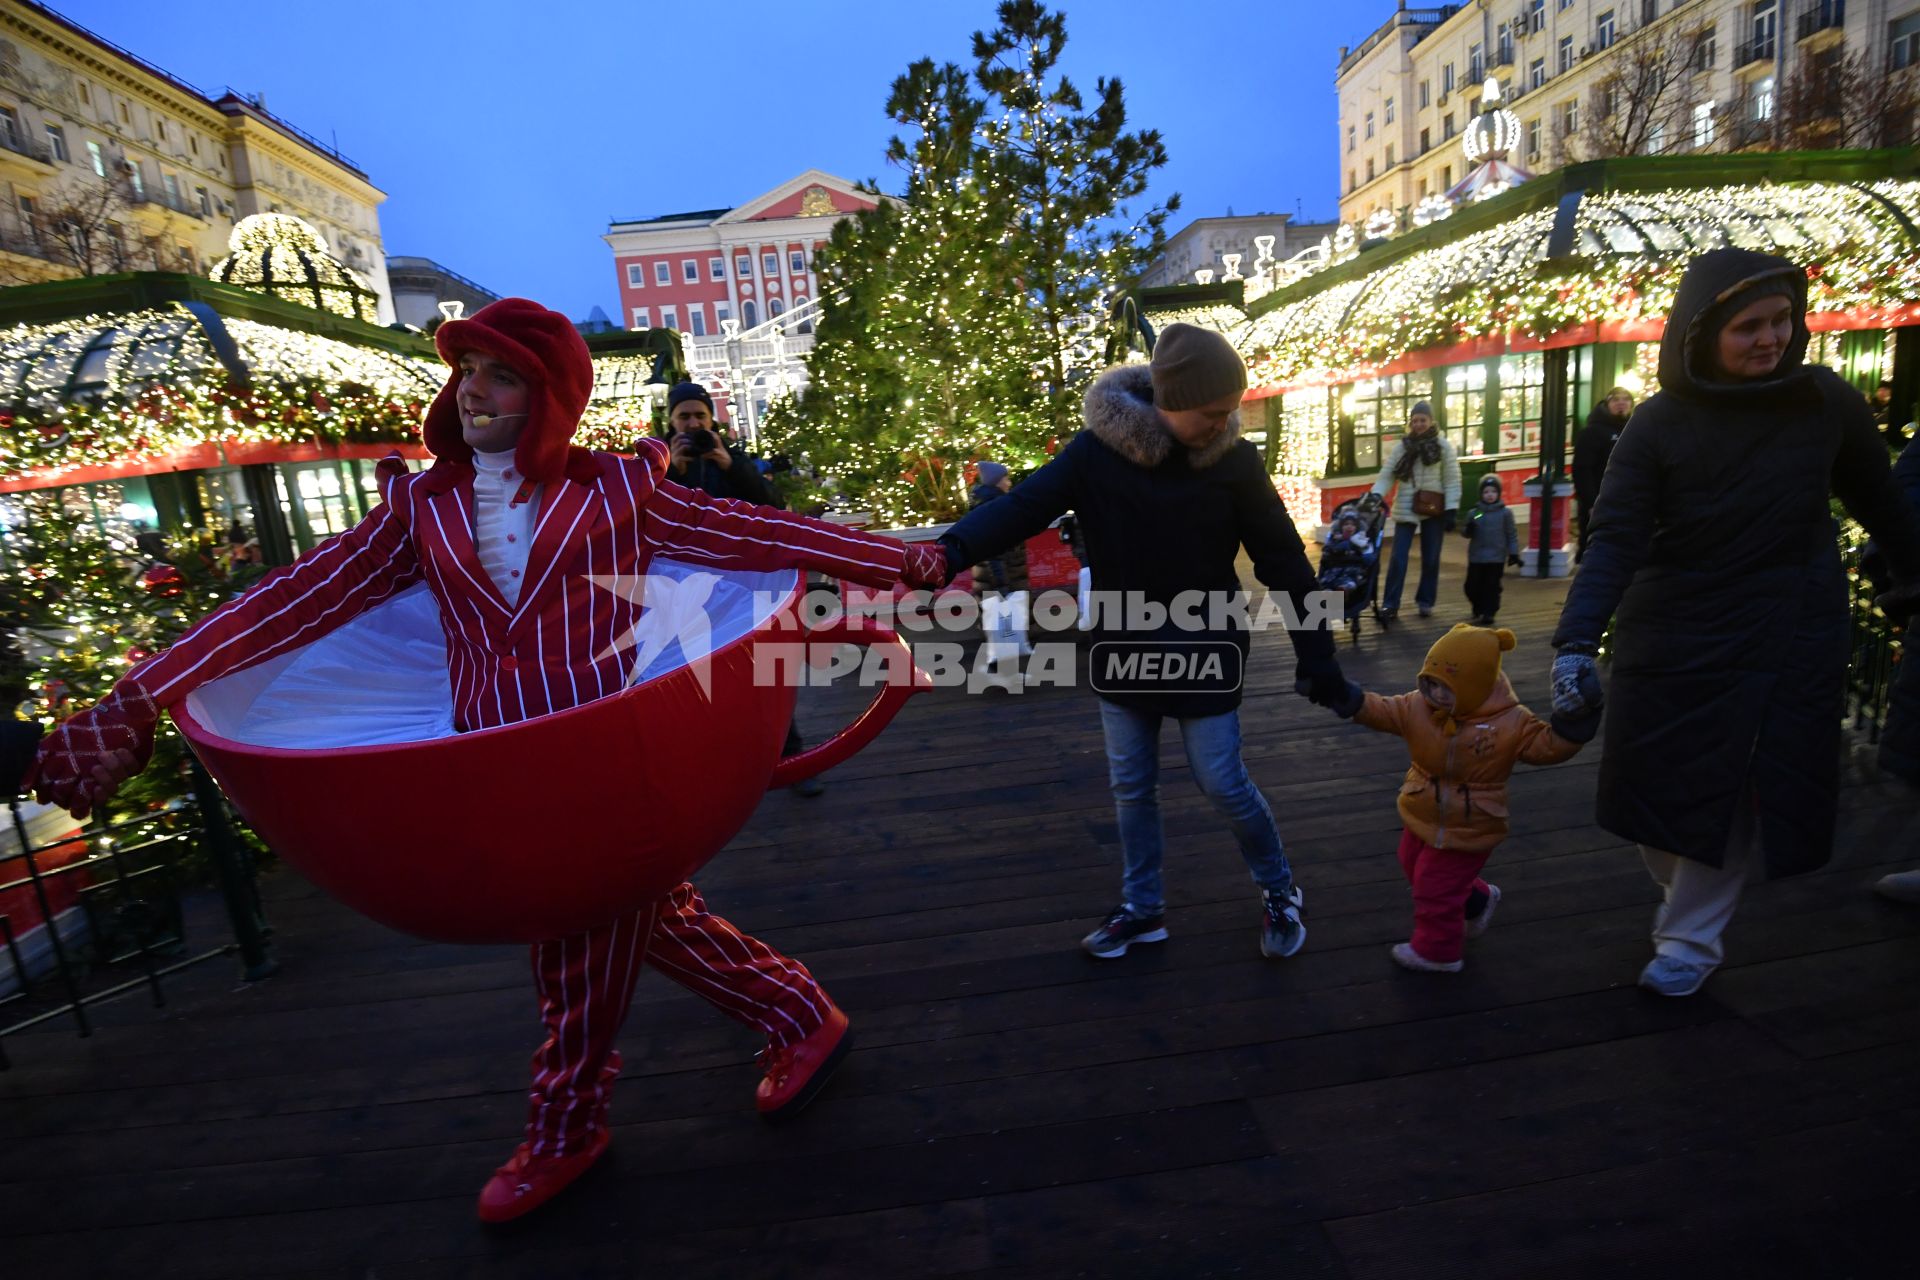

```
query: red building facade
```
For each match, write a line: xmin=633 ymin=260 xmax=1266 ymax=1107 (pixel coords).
xmin=603 ymin=170 xmax=880 ymax=345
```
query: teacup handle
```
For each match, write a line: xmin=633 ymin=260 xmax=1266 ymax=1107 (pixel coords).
xmin=767 ymin=615 xmax=932 ymax=788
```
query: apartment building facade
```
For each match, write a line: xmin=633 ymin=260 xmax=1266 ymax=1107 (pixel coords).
xmin=1337 ymin=0 xmax=1920 ymax=226
xmin=0 ymin=0 xmax=390 ymax=317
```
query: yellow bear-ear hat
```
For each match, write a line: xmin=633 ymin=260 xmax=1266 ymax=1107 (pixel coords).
xmin=1420 ymin=623 xmax=1517 ymax=716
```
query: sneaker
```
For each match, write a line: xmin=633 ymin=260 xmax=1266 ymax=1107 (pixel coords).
xmin=756 ymin=1003 xmax=852 ymax=1120
xmin=1081 ymin=905 xmax=1168 ymax=959
xmin=1464 ymin=883 xmax=1502 ymax=938
xmin=476 ymin=1128 xmax=611 ymax=1224
xmin=1417 ymin=604 xmax=1434 ymax=618
xmin=1873 ymin=869 xmax=1920 ymax=904
xmin=1259 ymin=885 xmax=1307 ymax=958
xmin=1390 ymin=941 xmax=1464 ymax=973
xmin=1638 ymin=955 xmax=1715 ymax=997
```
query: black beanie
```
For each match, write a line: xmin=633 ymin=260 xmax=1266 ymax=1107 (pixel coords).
xmin=668 ymin=382 xmax=713 ymax=413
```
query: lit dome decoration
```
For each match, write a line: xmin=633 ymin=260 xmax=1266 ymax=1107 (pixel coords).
xmin=1461 ymin=79 xmax=1523 ymax=165
xmin=210 ymin=213 xmax=381 ymax=323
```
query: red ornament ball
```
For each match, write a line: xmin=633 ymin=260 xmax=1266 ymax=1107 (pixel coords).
xmin=141 ymin=564 xmax=185 ymax=599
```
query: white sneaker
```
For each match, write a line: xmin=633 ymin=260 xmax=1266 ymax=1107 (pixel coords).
xmin=1465 ymin=884 xmax=1502 ymax=938
xmin=1638 ymin=954 xmax=1714 ymax=997
xmin=1873 ymin=870 xmax=1920 ymax=904
xmin=1391 ymin=941 xmax=1463 ymax=973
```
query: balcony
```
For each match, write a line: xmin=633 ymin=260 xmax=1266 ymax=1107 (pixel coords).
xmin=1797 ymin=1 xmax=1844 ymax=43
xmin=131 ymin=189 xmax=207 ymax=221
xmin=0 ymin=130 xmax=55 ymax=168
xmin=1733 ymin=36 xmax=1777 ymax=69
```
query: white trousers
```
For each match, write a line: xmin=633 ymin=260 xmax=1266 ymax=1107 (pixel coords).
xmin=1641 ymin=805 xmax=1758 ymax=967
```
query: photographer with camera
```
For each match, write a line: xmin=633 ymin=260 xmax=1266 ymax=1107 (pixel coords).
xmin=667 ymin=382 xmax=777 ymax=507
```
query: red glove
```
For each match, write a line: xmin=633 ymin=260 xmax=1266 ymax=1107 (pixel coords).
xmin=29 ymin=681 xmax=161 ymax=819
xmin=901 ymin=540 xmax=956 ymax=589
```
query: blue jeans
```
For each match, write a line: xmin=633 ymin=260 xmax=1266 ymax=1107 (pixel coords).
xmin=1098 ymin=700 xmax=1293 ymax=916
xmin=1382 ymin=515 xmax=1446 ymax=613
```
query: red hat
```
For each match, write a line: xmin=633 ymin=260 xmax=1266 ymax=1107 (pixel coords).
xmin=422 ymin=298 xmax=600 ymax=490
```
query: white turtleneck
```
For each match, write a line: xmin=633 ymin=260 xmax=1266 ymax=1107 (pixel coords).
xmin=471 ymin=449 xmax=540 ymax=608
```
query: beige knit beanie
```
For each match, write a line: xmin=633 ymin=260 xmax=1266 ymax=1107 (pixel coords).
xmin=1150 ymin=323 xmax=1248 ymax=410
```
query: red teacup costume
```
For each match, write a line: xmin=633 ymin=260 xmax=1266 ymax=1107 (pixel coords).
xmin=32 ymin=299 xmax=947 ymax=1184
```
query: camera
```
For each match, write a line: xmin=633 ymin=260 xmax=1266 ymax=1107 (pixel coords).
xmin=677 ymin=427 xmax=718 ymax=457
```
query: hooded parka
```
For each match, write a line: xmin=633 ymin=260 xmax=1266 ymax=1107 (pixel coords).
xmin=1553 ymin=248 xmax=1920 ymax=875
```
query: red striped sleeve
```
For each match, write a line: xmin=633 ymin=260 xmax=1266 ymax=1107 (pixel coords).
xmin=132 ymin=478 xmax=425 ymax=706
xmin=641 ymin=477 xmax=910 ymax=588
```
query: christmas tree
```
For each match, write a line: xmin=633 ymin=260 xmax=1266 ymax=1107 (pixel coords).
xmin=0 ymin=495 xmax=265 ymax=817
xmin=764 ymin=0 xmax=1176 ymax=525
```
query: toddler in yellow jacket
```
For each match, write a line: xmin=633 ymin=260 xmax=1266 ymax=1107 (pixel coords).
xmin=1329 ymin=624 xmax=1602 ymax=971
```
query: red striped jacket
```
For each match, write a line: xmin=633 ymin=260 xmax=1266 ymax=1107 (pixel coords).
xmin=136 ymin=438 xmax=920 ymax=729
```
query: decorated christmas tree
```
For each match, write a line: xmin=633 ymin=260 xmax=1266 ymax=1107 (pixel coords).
xmin=764 ymin=1 xmax=1175 ymax=525
xmin=0 ymin=495 xmax=265 ymax=817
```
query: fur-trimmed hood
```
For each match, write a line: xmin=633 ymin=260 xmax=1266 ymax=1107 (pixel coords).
xmin=1083 ymin=364 xmax=1242 ymax=470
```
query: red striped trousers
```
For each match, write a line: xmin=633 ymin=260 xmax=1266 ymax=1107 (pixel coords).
xmin=525 ymin=882 xmax=831 ymax=1155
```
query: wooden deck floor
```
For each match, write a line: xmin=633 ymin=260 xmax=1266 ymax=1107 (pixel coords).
xmin=4 ymin=564 xmax=1918 ymax=1279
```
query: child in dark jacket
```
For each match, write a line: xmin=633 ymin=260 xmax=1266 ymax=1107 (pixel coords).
xmin=1324 ymin=624 xmax=1600 ymax=972
xmin=1461 ymin=475 xmax=1521 ymax=625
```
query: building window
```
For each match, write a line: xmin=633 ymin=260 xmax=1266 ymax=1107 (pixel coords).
xmin=1529 ymin=57 xmax=1546 ymax=90
xmin=682 ymin=259 xmax=699 ymax=283
xmin=1443 ymin=62 xmax=1455 ymax=96
xmin=1528 ymin=0 xmax=1545 ymax=34
xmin=689 ymin=307 xmax=707 ymax=337
xmin=1348 ymin=169 xmax=1357 ymax=192
xmin=1558 ymin=0 xmax=1573 ymax=10
xmin=1385 ymin=143 xmax=1395 ymax=166
xmin=715 ymin=302 xmax=731 ymax=325
xmin=627 ymin=263 xmax=645 ymax=288
xmin=1419 ymin=79 xmax=1430 ymax=109
xmin=163 ymin=172 xmax=180 ymax=204
xmin=1692 ymin=101 xmax=1716 ymax=149
xmin=1418 ymin=177 xmax=1429 ymax=198
xmin=660 ymin=306 xmax=678 ymax=331
xmin=654 ymin=261 xmax=670 ymax=285
xmin=1751 ymin=0 xmax=1777 ymax=59
xmin=86 ymin=139 xmax=104 ymax=176
xmin=1558 ymin=35 xmax=1574 ymax=74
xmin=128 ymin=162 xmax=143 ymax=197
xmin=1561 ymin=98 xmax=1579 ymax=138
xmin=736 ymin=253 xmax=752 ymax=276
xmin=45 ymin=123 xmax=68 ymax=162
xmin=1366 ymin=157 xmax=1376 ymax=181
xmin=769 ymin=297 xmax=785 ymax=318
xmin=743 ymin=299 xmax=758 ymax=328
xmin=632 ymin=307 xmax=650 ymax=329
xmin=1441 ymin=164 xmax=1452 ymax=188
xmin=78 ymin=80 xmax=90 ymax=107
xmin=1443 ymin=112 xmax=1456 ymax=139
xmin=196 ymin=185 xmax=211 ymax=216
xmin=1384 ymin=97 xmax=1395 ymax=125
xmin=1365 ymin=111 xmax=1375 ymax=139
xmin=762 ymin=252 xmax=778 ymax=275
xmin=0 ymin=106 xmax=17 ymax=146
xmin=1648 ymin=120 xmax=1668 ymax=154
xmin=156 ymin=117 xmax=168 ymax=142
xmin=710 ymin=256 xmax=725 ymax=280
xmin=1469 ymin=43 xmax=1483 ymax=84
xmin=1596 ymin=9 xmax=1616 ymax=50
xmin=1420 ymin=126 xmax=1432 ymax=153
xmin=188 ymin=134 xmax=198 ymax=156
xmin=116 ymin=100 xmax=129 ymax=124
xmin=1755 ymin=74 xmax=1777 ymax=119
xmin=1895 ymin=12 xmax=1920 ymax=70
xmin=1597 ymin=82 xmax=1618 ymax=119
xmin=789 ymin=249 xmax=806 ymax=273
xmin=1526 ymin=118 xmax=1541 ymax=159
xmin=1347 ymin=125 xmax=1356 ymax=151
xmin=1692 ymin=26 xmax=1717 ymax=71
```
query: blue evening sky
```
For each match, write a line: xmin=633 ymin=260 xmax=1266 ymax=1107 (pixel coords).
xmin=63 ymin=0 xmax=1370 ymax=320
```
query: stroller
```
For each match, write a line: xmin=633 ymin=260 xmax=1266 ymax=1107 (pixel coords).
xmin=1317 ymin=495 xmax=1390 ymax=643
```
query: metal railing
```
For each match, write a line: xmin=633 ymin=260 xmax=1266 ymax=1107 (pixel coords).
xmin=130 ymin=189 xmax=207 ymax=220
xmin=1734 ymin=35 xmax=1778 ymax=68
xmin=1797 ymin=0 xmax=1845 ymax=42
xmin=0 ymin=757 xmax=274 ymax=1067
xmin=0 ymin=131 xmax=54 ymax=165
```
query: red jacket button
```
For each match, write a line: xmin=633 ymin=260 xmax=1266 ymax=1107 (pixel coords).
xmin=500 ymin=655 xmax=518 ymax=673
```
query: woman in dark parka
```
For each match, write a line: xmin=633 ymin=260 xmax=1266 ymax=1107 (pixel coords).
xmin=1550 ymin=247 xmax=1920 ymax=996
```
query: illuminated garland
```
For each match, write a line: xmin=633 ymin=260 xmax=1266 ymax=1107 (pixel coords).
xmin=1238 ymin=179 xmax=1920 ymax=390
